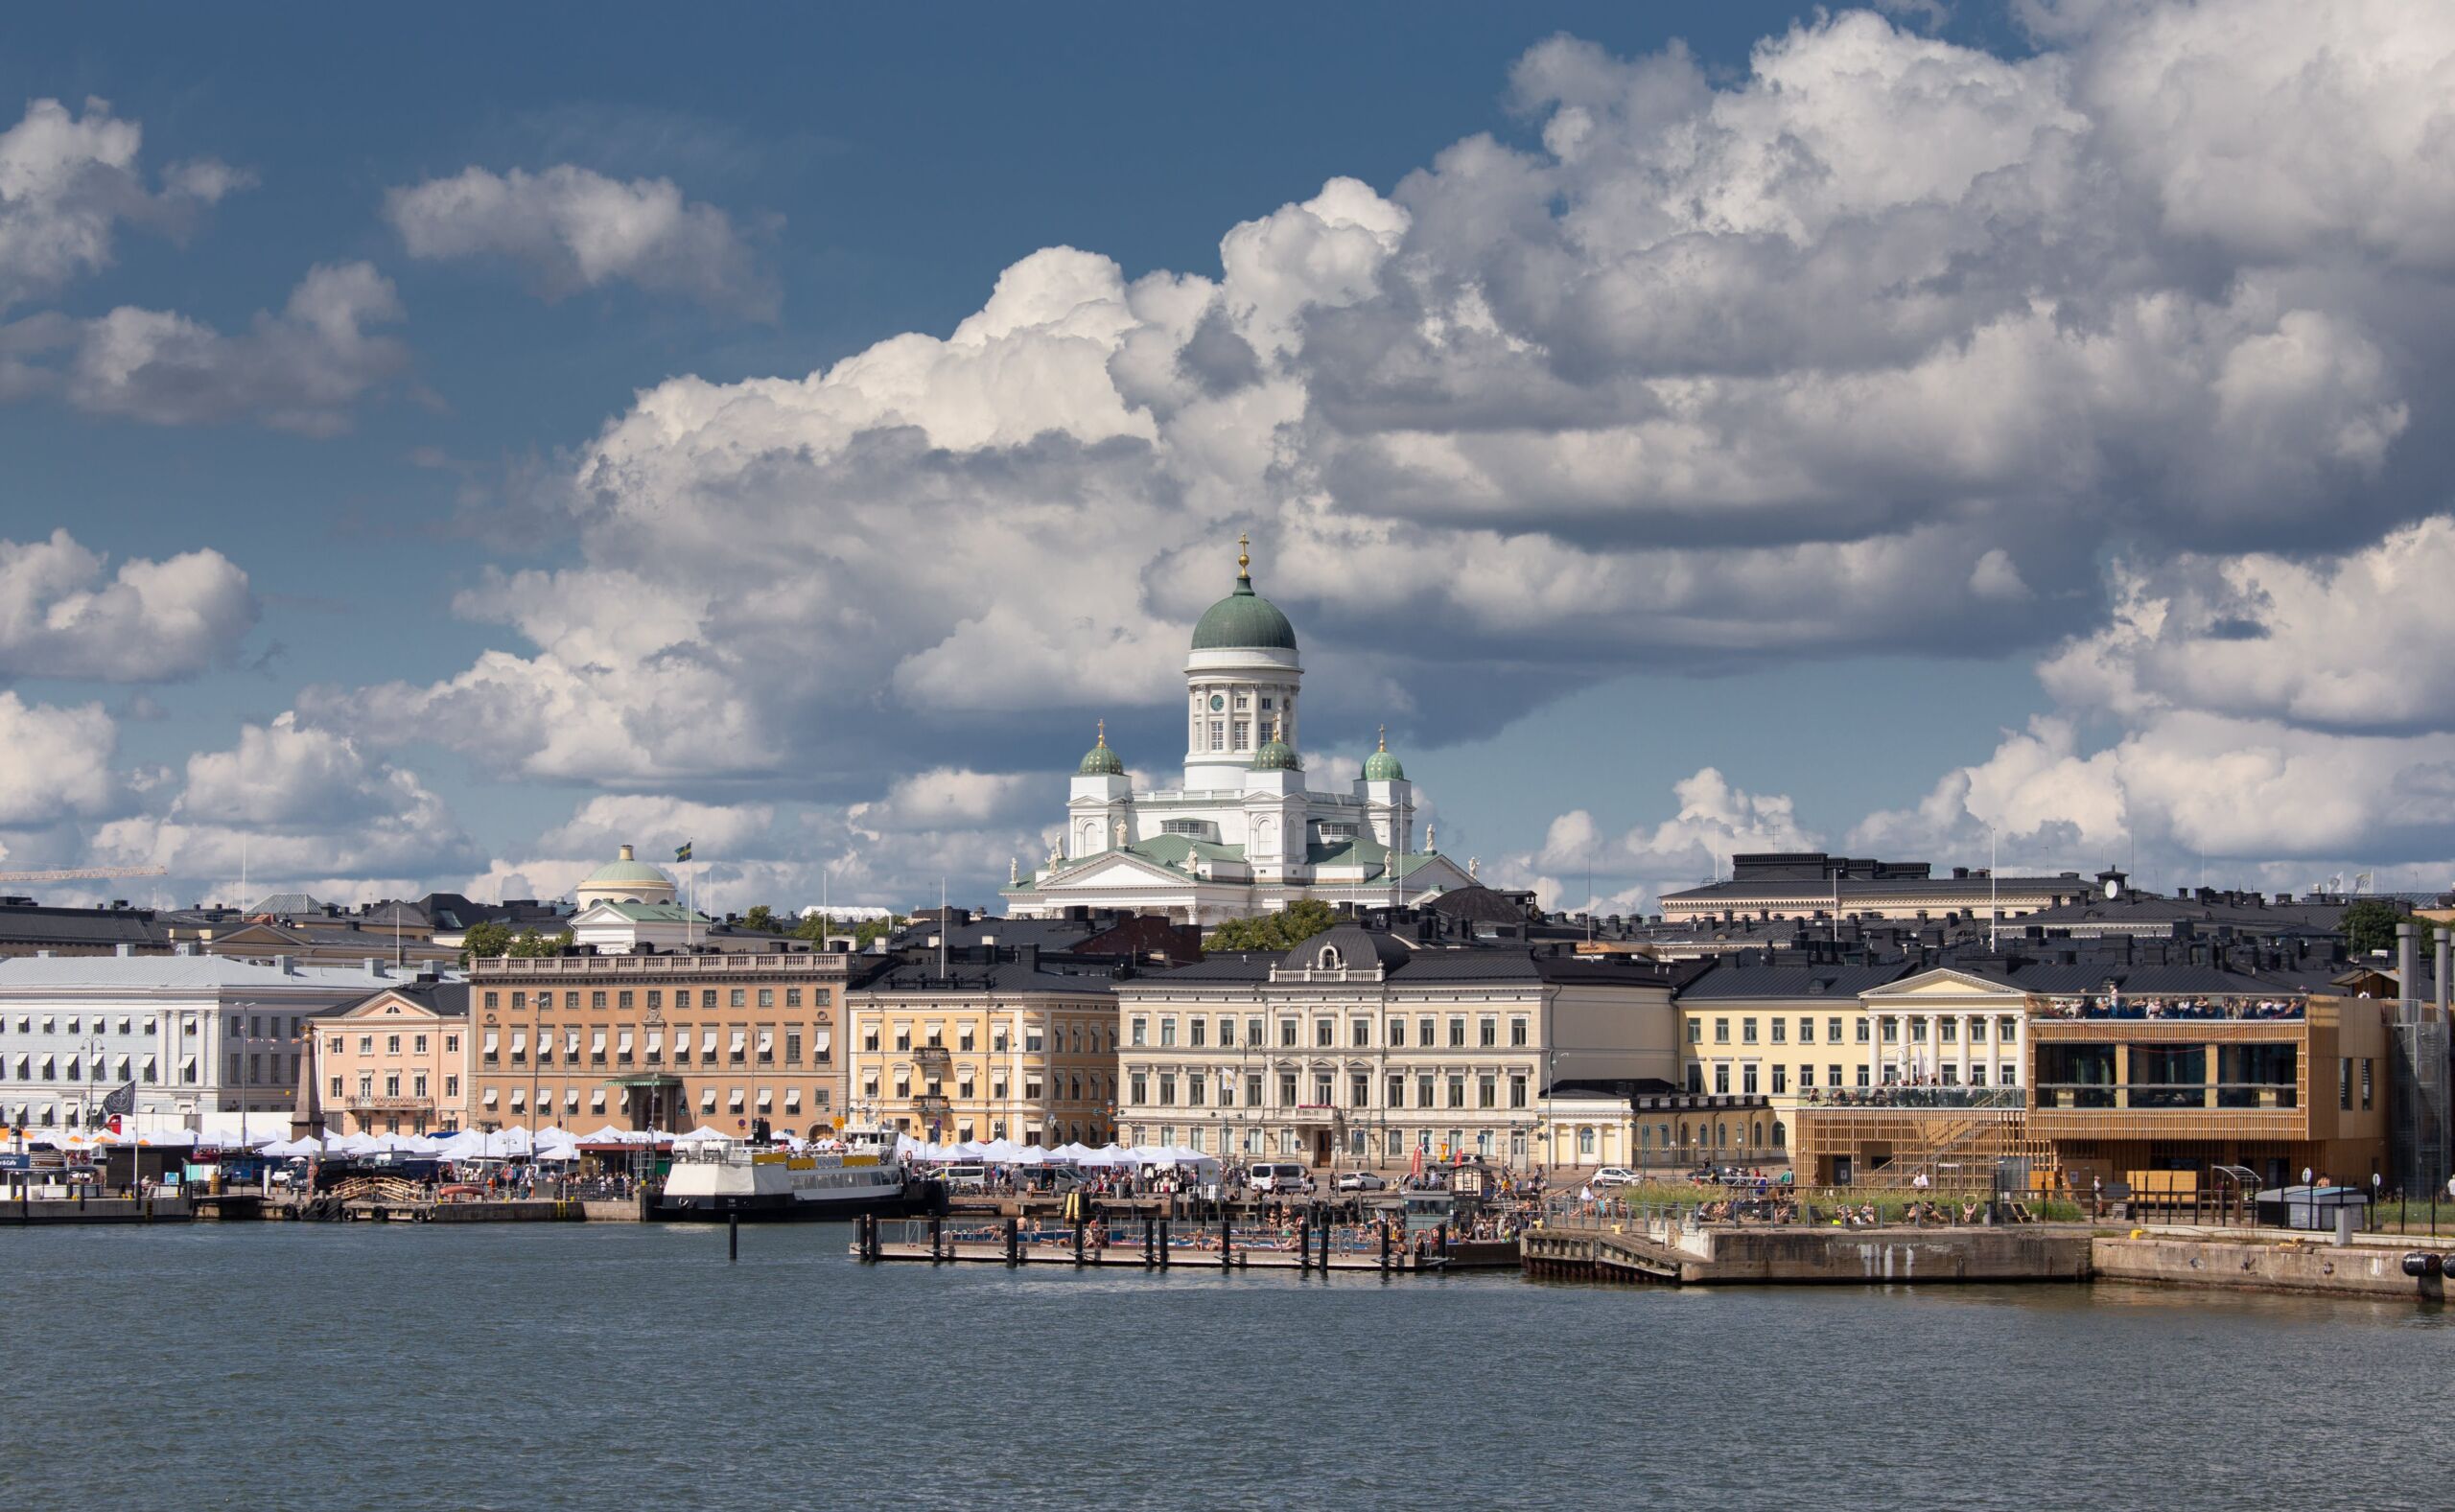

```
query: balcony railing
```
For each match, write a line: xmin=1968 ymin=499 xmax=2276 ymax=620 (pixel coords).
xmin=912 ymin=1094 xmax=951 ymax=1115
xmin=345 ymin=1095 xmax=434 ymax=1111
xmin=2035 ymin=1082 xmax=2299 ymax=1110
xmin=912 ymin=1046 xmax=950 ymax=1069
xmin=472 ymin=952 xmax=850 ymax=979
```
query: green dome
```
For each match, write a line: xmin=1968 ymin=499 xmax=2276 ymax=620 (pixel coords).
xmin=1191 ymin=540 xmax=1298 ymax=652
xmin=1364 ymin=748 xmax=1405 ymax=781
xmin=1078 ymin=720 xmax=1125 ymax=776
xmin=1251 ymin=735 xmax=1302 ymax=772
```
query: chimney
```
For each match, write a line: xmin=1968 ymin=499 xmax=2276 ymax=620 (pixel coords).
xmin=2399 ymin=920 xmax=2419 ymax=1023
xmin=276 ymin=954 xmax=295 ymax=976
xmin=363 ymin=956 xmax=386 ymax=977
xmin=1018 ymin=943 xmax=1040 ymax=973
xmin=2436 ymin=924 xmax=2449 ymax=1023
xmin=114 ymin=942 xmax=133 ymax=958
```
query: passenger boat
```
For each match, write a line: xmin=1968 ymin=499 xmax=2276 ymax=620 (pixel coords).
xmin=652 ymin=1127 xmax=935 ymax=1221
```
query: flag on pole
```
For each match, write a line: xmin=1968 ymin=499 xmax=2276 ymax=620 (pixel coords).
xmin=101 ymin=1080 xmax=136 ymax=1116
xmin=675 ymin=841 xmax=693 ymax=863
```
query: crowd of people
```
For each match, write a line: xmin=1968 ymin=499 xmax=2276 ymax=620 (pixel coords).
xmin=1803 ymin=1083 xmax=2006 ymax=1108
xmin=2044 ymin=994 xmax=2303 ymax=1021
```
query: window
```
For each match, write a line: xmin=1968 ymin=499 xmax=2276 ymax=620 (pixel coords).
xmin=619 ymin=990 xmax=634 ymax=1011
xmin=2363 ymin=1058 xmax=2374 ymax=1111
xmin=1279 ymin=1018 xmax=1298 ymax=1048
xmin=1714 ymin=1064 xmax=1730 ymax=1094
xmin=730 ymin=989 xmax=746 ymax=1009
xmin=482 ymin=991 xmax=499 ymax=1011
xmin=1279 ymin=1072 xmax=1298 ymax=1105
xmin=785 ymin=989 xmax=802 ymax=1009
xmin=1742 ymin=1018 xmax=1758 ymax=1045
xmin=1479 ymin=1017 xmax=1496 ymax=1048
xmin=1190 ymin=1018 xmax=1206 ymax=1049
xmin=1446 ymin=1075 xmax=1465 ymax=1109
xmin=1447 ymin=1017 xmax=1465 ymax=1049
xmin=646 ymin=991 xmax=662 ymax=1011
xmin=1351 ymin=1073 xmax=1370 ymax=1107
xmin=785 ymin=1031 xmax=803 ymax=1065
xmin=1855 ymin=1065 xmax=1870 ymax=1089
xmin=1770 ymin=1019 xmax=1786 ymax=1044
xmin=1216 ymin=1017 xmax=1234 ymax=1047
xmin=1970 ymin=1017 xmax=1987 ymax=1043
xmin=1714 ymin=1018 xmax=1730 ymax=1045
xmin=1315 ymin=1018 xmax=1334 ymax=1049
xmin=592 ymin=991 xmax=608 ymax=1011
xmin=1387 ymin=1074 xmax=1405 ymax=1107
xmin=1881 ymin=1017 xmax=1899 ymax=1043
xmin=386 ymin=1035 xmax=401 ymax=1055
xmin=1315 ymin=1073 xmax=1334 ymax=1105
xmin=758 ymin=989 xmax=774 ymax=1009
xmin=1772 ymin=1065 xmax=1789 ymax=1095
xmin=359 ymin=1035 xmax=374 ymax=1056
xmin=1158 ymin=1018 xmax=1176 ymax=1048
xmin=895 ymin=1026 xmax=910 ymax=1052
xmin=1509 ymin=1074 xmax=1527 ymax=1107
xmin=1477 ymin=1075 xmax=1495 ymax=1108
xmin=1353 ymin=1018 xmax=1370 ymax=1048
xmin=1509 ymin=1017 xmax=1528 ymax=1048
xmin=1232 ymin=719 xmax=1249 ymax=749
xmin=1417 ymin=1073 xmax=1435 ymax=1107
xmin=1209 ymin=720 xmax=1224 ymax=750
xmin=1158 ymin=1075 xmax=1176 ymax=1106
xmin=1742 ymin=1064 xmax=1758 ymax=1096
xmin=1247 ymin=1073 xmax=1262 ymax=1107
xmin=1388 ymin=1018 xmax=1405 ymax=1048
xmin=329 ymin=1076 xmax=342 ymax=1098
xmin=1245 ymin=1017 xmax=1261 ymax=1046
xmin=1688 ymin=1020 xmax=1702 ymax=1044
xmin=445 ymin=1076 xmax=457 ymax=1098
xmin=862 ymin=1026 xmax=879 ymax=1053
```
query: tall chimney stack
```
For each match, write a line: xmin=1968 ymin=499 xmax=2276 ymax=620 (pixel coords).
xmin=2398 ymin=920 xmax=2418 ymax=1023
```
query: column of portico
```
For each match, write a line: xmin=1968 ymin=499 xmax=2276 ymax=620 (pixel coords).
xmin=1866 ymin=1009 xmax=1882 ymax=1090
xmin=1956 ymin=1013 xmax=1972 ymax=1086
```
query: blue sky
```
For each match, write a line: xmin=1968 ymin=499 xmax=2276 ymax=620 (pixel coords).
xmin=2 ymin=3 xmax=2450 ymax=915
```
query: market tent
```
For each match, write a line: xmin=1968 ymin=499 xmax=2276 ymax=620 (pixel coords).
xmin=672 ymin=1126 xmax=731 ymax=1145
xmin=1076 ymin=1145 xmax=1133 ymax=1167
xmin=259 ymin=1136 xmax=321 ymax=1157
xmin=576 ymin=1125 xmax=635 ymax=1146
xmin=1047 ymin=1143 xmax=1093 ymax=1162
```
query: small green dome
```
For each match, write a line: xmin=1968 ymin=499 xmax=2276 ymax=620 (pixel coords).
xmin=1363 ymin=725 xmax=1405 ymax=781
xmin=1251 ymin=735 xmax=1302 ymax=772
xmin=1190 ymin=537 xmax=1298 ymax=652
xmin=1078 ymin=720 xmax=1125 ymax=776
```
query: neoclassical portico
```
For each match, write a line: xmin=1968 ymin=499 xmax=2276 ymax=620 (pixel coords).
xmin=1855 ymin=968 xmax=2028 ymax=1090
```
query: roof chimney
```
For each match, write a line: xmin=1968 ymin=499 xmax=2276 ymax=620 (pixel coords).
xmin=618 ymin=844 xmax=636 ymax=861
xmin=114 ymin=942 xmax=133 ymax=958
xmin=275 ymin=954 xmax=295 ymax=976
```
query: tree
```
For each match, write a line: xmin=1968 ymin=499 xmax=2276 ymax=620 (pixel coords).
xmin=795 ymin=912 xmax=896 ymax=950
xmin=743 ymin=904 xmax=779 ymax=934
xmin=1204 ymin=897 xmax=1340 ymax=952
xmin=504 ymin=927 xmax=574 ymax=958
xmin=2343 ymin=899 xmax=2424 ymax=957
xmin=460 ymin=920 xmax=512 ymax=964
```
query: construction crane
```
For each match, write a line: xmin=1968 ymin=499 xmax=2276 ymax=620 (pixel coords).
xmin=0 ymin=866 xmax=169 ymax=883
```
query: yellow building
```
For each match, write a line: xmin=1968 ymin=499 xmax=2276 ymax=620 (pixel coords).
xmin=844 ymin=947 xmax=1118 ymax=1147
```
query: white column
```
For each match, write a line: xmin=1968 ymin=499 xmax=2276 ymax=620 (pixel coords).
xmin=1956 ymin=1013 xmax=1972 ymax=1086
xmin=1865 ymin=1012 xmax=1881 ymax=1090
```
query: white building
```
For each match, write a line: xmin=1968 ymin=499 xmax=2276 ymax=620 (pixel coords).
xmin=1004 ymin=539 xmax=1474 ymax=923
xmin=0 ymin=946 xmax=413 ymax=1138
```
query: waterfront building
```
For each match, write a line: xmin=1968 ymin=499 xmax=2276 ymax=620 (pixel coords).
xmin=205 ymin=896 xmax=460 ymax=970
xmin=1000 ymin=540 xmax=1474 ymax=922
xmin=0 ymin=946 xmax=409 ymax=1135
xmin=0 ymin=896 xmax=172 ymax=957
xmin=313 ymin=975 xmax=471 ymax=1135
xmin=1112 ymin=918 xmax=1682 ymax=1171
xmin=1672 ymin=956 xmax=1922 ymax=1158
xmin=468 ymin=949 xmax=852 ymax=1135
xmin=843 ymin=945 xmax=1120 ymax=1146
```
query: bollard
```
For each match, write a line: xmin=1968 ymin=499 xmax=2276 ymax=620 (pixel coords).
xmin=1159 ymin=1217 xmax=1170 ymax=1268
xmin=728 ymin=1209 xmax=739 ymax=1263
xmin=1221 ymin=1213 xmax=1232 ymax=1271
xmin=1143 ymin=1214 xmax=1156 ymax=1268
xmin=1298 ymin=1216 xmax=1311 ymax=1271
xmin=1005 ymin=1216 xmax=1019 ymax=1267
xmin=1380 ymin=1220 xmax=1391 ymax=1272
xmin=1073 ymin=1216 xmax=1086 ymax=1267
xmin=929 ymin=1213 xmax=944 ymax=1262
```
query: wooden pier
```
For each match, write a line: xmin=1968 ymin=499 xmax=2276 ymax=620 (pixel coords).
xmin=854 ymin=1213 xmax=1507 ymax=1273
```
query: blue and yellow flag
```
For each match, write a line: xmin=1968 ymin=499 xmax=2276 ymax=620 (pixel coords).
xmin=675 ymin=841 xmax=693 ymax=863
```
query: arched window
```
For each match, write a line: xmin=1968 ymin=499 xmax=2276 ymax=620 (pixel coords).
xmin=1578 ymin=1127 xmax=1596 ymax=1156
xmin=1715 ymin=1121 xmax=1727 ymax=1148
xmin=1772 ymin=1120 xmax=1787 ymax=1149
xmin=1318 ymin=945 xmax=1343 ymax=970
xmin=1751 ymin=1120 xmax=1763 ymax=1147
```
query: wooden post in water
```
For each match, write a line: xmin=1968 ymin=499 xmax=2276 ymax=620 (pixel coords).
xmin=1159 ymin=1217 xmax=1170 ymax=1268
xmin=1220 ymin=1212 xmax=1231 ymax=1271
xmin=1005 ymin=1215 xmax=1019 ymax=1267
xmin=1380 ymin=1219 xmax=1391 ymax=1272
xmin=1321 ymin=1215 xmax=1334 ymax=1271
xmin=1297 ymin=1215 xmax=1310 ymax=1271
xmin=929 ymin=1213 xmax=944 ymax=1263
xmin=1073 ymin=1215 xmax=1086 ymax=1267
xmin=1143 ymin=1214 xmax=1155 ymax=1268
xmin=728 ymin=1209 xmax=739 ymax=1263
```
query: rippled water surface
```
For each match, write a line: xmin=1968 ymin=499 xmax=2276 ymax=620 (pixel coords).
xmin=3 ymin=1222 xmax=2447 ymax=1510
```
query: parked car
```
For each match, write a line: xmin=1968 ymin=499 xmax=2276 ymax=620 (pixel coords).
xmin=1334 ymin=1170 xmax=1388 ymax=1192
xmin=1248 ymin=1161 xmax=1314 ymax=1195
xmin=936 ymin=1164 xmax=989 ymax=1192
xmin=1591 ymin=1167 xmax=1640 ymax=1188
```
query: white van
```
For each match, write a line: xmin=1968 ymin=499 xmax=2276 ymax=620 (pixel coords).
xmin=1248 ymin=1162 xmax=1313 ymax=1195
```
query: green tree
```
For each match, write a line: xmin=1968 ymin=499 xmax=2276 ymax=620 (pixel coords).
xmin=1204 ymin=897 xmax=1339 ymax=952
xmin=2343 ymin=899 xmax=2424 ymax=957
xmin=460 ymin=920 xmax=512 ymax=964
xmin=504 ymin=927 xmax=574 ymax=958
xmin=743 ymin=904 xmax=779 ymax=934
xmin=794 ymin=913 xmax=896 ymax=950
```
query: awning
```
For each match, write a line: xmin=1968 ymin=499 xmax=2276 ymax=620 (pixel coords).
xmin=813 ymin=1029 xmax=832 ymax=1053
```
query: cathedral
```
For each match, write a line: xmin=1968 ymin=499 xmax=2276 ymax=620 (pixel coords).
xmin=1001 ymin=539 xmax=1476 ymax=923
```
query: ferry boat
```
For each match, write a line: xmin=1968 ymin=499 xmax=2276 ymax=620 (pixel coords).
xmin=653 ymin=1127 xmax=936 ymax=1221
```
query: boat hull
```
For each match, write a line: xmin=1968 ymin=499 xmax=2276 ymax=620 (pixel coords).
xmin=650 ymin=1181 xmax=937 ymax=1223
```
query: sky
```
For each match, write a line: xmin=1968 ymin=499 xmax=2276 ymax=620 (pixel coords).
xmin=3 ymin=0 xmax=2453 ymax=918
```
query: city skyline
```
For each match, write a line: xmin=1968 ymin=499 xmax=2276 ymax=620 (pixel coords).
xmin=0 ymin=4 xmax=2450 ymax=917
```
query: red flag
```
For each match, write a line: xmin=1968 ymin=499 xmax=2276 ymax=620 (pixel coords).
xmin=106 ymin=1115 xmax=122 ymax=1135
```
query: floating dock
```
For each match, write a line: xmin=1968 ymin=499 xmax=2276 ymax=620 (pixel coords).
xmin=855 ymin=1214 xmax=1509 ymax=1272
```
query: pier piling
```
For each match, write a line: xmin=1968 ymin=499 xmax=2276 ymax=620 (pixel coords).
xmin=1005 ymin=1216 xmax=1019 ymax=1267
xmin=1159 ymin=1218 xmax=1169 ymax=1268
xmin=728 ymin=1210 xmax=738 ymax=1263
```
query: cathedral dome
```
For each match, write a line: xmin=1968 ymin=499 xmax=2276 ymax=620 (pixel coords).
xmin=1191 ymin=537 xmax=1298 ymax=652
xmin=1078 ymin=720 xmax=1125 ymax=776
xmin=1363 ymin=728 xmax=1405 ymax=781
xmin=573 ymin=844 xmax=678 ymax=907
